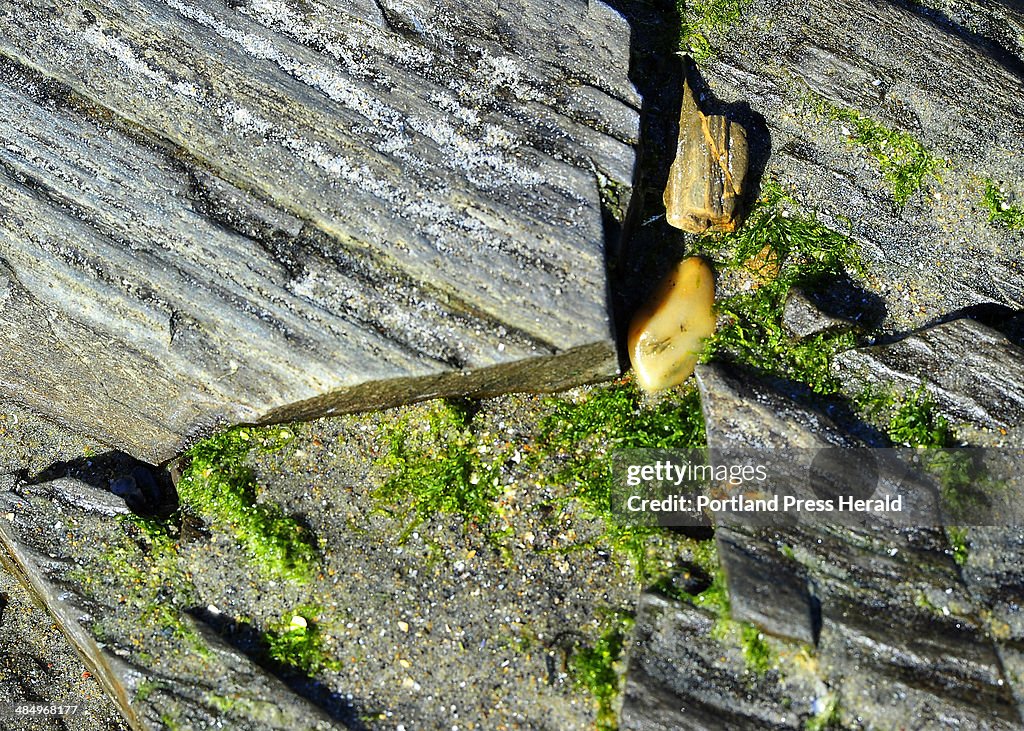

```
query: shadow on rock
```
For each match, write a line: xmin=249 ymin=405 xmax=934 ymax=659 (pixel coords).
xmin=932 ymin=303 xmax=1024 ymax=348
xmin=28 ymin=451 xmax=178 ymax=518
xmin=601 ymin=0 xmax=687 ymax=370
xmin=803 ymin=272 xmax=888 ymax=331
xmin=902 ymin=1 xmax=1024 ymax=82
xmin=189 ymin=607 xmax=371 ymax=730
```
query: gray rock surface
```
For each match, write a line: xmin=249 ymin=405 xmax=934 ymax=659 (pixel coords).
xmin=620 ymin=593 xmax=810 ymax=731
xmin=781 ymin=289 xmax=857 ymax=339
xmin=696 ymin=0 xmax=1024 ymax=333
xmin=830 ymin=318 xmax=1024 ymax=718
xmin=715 ymin=529 xmax=815 ymax=646
xmin=0 ymin=0 xmax=637 ymax=462
xmin=0 ymin=392 xmax=670 ymax=730
xmin=958 ymin=526 xmax=1024 ymax=716
xmin=0 ymin=477 xmax=341 ymax=731
xmin=835 ymin=317 xmax=1024 ymax=443
xmin=616 ymin=362 xmax=1024 ymax=729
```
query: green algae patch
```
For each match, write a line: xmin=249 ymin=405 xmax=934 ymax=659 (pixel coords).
xmin=374 ymin=399 xmax=504 ymax=540
xmin=93 ymin=515 xmax=203 ymax=650
xmin=855 ymin=385 xmax=954 ymax=448
xmin=677 ymin=0 xmax=751 ymax=61
xmin=538 ymin=379 xmax=706 ymax=577
xmin=696 ymin=181 xmax=863 ymax=394
xmin=814 ymin=101 xmax=944 ymax=205
xmin=569 ymin=612 xmax=633 ymax=731
xmin=264 ymin=607 xmax=342 ymax=676
xmin=946 ymin=526 xmax=969 ymax=567
xmin=176 ymin=426 xmax=318 ymax=583
xmin=982 ymin=179 xmax=1024 ymax=229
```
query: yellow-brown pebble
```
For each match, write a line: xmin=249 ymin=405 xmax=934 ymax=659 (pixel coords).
xmin=628 ymin=257 xmax=716 ymax=392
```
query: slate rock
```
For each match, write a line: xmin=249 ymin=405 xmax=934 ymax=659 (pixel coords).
xmin=699 ymin=0 xmax=1024 ymax=333
xmin=0 ymin=0 xmax=638 ymax=462
xmin=781 ymin=289 xmax=857 ymax=339
xmin=682 ymin=362 xmax=1024 ymax=729
xmin=620 ymin=593 xmax=806 ymax=731
xmin=0 ymin=477 xmax=343 ymax=730
xmin=694 ymin=363 xmax=835 ymax=647
xmin=834 ymin=317 xmax=1024 ymax=442
xmin=0 ymin=551 xmax=130 ymax=730
xmin=958 ymin=527 xmax=1024 ymax=718
xmin=716 ymin=530 xmax=816 ymax=645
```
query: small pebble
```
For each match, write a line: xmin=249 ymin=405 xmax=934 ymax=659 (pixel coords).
xmin=628 ymin=257 xmax=716 ymax=392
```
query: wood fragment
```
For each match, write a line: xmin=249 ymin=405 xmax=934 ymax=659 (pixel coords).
xmin=663 ymin=70 xmax=749 ymax=234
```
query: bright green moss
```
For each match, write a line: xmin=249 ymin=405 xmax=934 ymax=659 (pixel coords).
xmin=739 ymin=623 xmax=773 ymax=675
xmin=374 ymin=399 xmax=503 ymax=540
xmin=677 ymin=0 xmax=751 ymax=60
xmin=815 ymin=101 xmax=944 ymax=205
xmin=569 ymin=613 xmax=633 ymax=731
xmin=982 ymin=179 xmax=1024 ymax=229
xmin=95 ymin=515 xmax=203 ymax=650
xmin=946 ymin=526 xmax=969 ymax=566
xmin=538 ymin=380 xmax=706 ymax=577
xmin=856 ymin=386 xmax=953 ymax=447
xmin=888 ymin=393 xmax=953 ymax=448
xmin=540 ymin=380 xmax=707 ymax=456
xmin=176 ymin=426 xmax=317 ymax=582
xmin=264 ymin=607 xmax=341 ymax=676
xmin=697 ymin=181 xmax=863 ymax=394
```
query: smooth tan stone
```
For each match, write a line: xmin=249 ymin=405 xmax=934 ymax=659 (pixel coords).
xmin=663 ymin=73 xmax=749 ymax=234
xmin=628 ymin=257 xmax=717 ymax=392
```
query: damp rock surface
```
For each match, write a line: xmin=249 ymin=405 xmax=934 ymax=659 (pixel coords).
xmin=620 ymin=592 xmax=806 ymax=731
xmin=0 ymin=0 xmax=637 ymax=462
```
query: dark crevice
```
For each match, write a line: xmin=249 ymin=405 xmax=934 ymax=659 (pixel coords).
xmin=599 ymin=0 xmax=688 ymax=370
xmin=599 ymin=2 xmax=771 ymax=368
xmin=370 ymin=0 xmax=420 ymax=38
xmin=27 ymin=451 xmax=177 ymax=519
xmin=801 ymin=273 xmax=888 ymax=332
xmin=808 ymin=588 xmax=823 ymax=646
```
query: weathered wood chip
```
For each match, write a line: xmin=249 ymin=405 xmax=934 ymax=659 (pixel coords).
xmin=663 ymin=68 xmax=749 ymax=234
